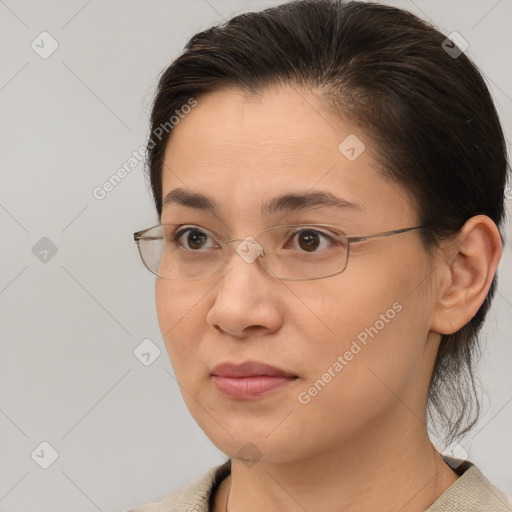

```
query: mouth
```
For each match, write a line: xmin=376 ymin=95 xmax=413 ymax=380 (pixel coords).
xmin=210 ymin=360 xmax=298 ymax=400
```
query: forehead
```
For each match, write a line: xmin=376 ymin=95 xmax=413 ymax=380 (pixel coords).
xmin=160 ymin=84 xmax=416 ymax=224
xmin=165 ymin=85 xmax=343 ymax=165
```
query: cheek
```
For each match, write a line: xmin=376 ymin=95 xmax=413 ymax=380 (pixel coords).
xmin=297 ymin=268 xmax=429 ymax=408
xmin=155 ymin=280 xmax=209 ymax=372
xmin=294 ymin=306 xmax=425 ymax=458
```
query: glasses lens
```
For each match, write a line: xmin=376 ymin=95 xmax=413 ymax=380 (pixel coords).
xmin=137 ymin=226 xmax=164 ymax=276
xmin=138 ymin=224 xmax=225 ymax=280
xmin=258 ymin=225 xmax=349 ymax=280
xmin=137 ymin=224 xmax=349 ymax=280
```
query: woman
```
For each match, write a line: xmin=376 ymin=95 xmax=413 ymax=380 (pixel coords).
xmin=129 ymin=0 xmax=511 ymax=510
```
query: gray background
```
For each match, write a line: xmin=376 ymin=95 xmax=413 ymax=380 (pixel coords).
xmin=0 ymin=0 xmax=510 ymax=511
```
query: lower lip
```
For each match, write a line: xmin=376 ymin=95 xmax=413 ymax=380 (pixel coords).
xmin=211 ymin=375 xmax=297 ymax=400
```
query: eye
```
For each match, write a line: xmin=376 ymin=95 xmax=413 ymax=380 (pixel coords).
xmin=285 ymin=228 xmax=338 ymax=253
xmin=172 ymin=226 xmax=219 ymax=251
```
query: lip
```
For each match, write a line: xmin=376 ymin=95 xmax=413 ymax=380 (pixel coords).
xmin=210 ymin=361 xmax=298 ymax=400
xmin=211 ymin=375 xmax=297 ymax=400
xmin=211 ymin=361 xmax=297 ymax=378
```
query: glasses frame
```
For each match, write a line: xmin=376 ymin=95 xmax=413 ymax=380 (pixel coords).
xmin=133 ymin=223 xmax=427 ymax=281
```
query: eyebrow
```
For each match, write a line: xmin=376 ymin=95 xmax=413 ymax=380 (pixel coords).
xmin=162 ymin=187 xmax=362 ymax=217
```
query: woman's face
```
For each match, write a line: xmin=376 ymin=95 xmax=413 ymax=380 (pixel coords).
xmin=156 ymin=85 xmax=440 ymax=463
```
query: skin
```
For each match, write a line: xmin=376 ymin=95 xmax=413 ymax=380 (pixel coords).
xmin=154 ymin=84 xmax=502 ymax=512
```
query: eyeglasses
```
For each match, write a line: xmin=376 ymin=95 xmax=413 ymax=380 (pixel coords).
xmin=133 ymin=222 xmax=426 ymax=281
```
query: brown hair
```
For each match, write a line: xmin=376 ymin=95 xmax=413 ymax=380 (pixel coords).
xmin=144 ymin=0 xmax=509 ymax=445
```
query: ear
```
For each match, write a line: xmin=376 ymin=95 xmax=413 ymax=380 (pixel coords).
xmin=431 ymin=215 xmax=502 ymax=335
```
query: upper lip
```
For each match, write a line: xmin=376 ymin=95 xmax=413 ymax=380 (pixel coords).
xmin=211 ymin=361 xmax=297 ymax=378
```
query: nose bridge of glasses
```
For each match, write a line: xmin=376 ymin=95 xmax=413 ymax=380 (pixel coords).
xmin=225 ymin=235 xmax=265 ymax=265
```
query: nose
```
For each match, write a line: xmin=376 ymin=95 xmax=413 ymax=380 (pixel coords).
xmin=206 ymin=238 xmax=283 ymax=337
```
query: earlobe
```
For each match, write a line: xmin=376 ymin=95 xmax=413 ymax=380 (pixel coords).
xmin=431 ymin=215 xmax=502 ymax=336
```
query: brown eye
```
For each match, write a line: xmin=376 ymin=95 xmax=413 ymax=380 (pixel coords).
xmin=285 ymin=228 xmax=337 ymax=253
xmin=297 ymin=230 xmax=321 ymax=252
xmin=174 ymin=227 xmax=214 ymax=251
